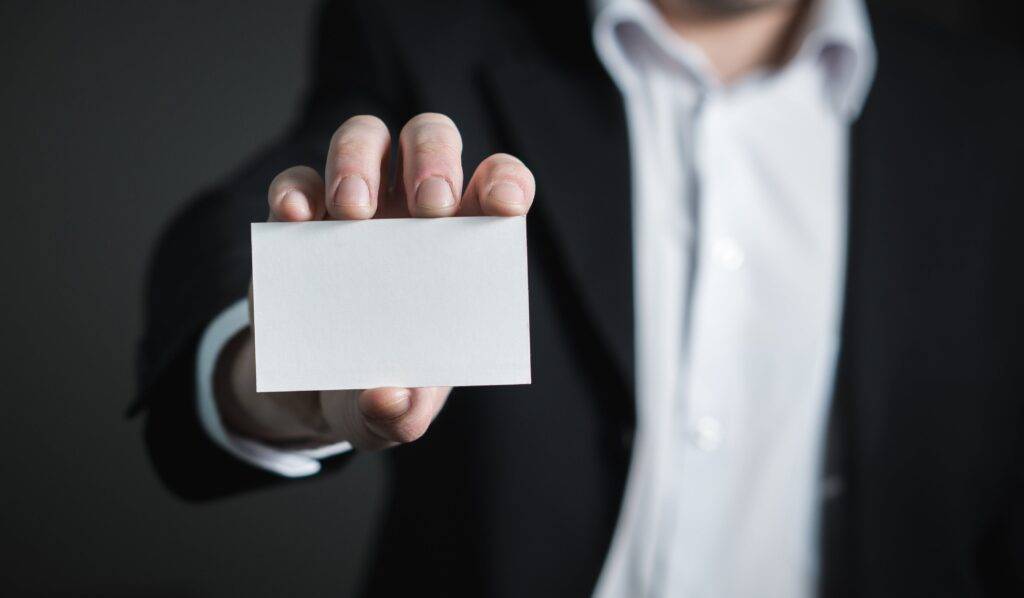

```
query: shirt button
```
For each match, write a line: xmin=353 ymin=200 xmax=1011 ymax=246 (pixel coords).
xmin=712 ymin=237 xmax=745 ymax=270
xmin=690 ymin=416 xmax=723 ymax=451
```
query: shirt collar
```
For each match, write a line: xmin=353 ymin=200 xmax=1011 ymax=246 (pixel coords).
xmin=591 ymin=0 xmax=876 ymax=120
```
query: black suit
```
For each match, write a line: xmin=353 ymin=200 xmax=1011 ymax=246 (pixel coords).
xmin=134 ymin=1 xmax=1024 ymax=596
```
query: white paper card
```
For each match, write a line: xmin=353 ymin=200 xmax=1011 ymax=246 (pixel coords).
xmin=251 ymin=216 xmax=531 ymax=392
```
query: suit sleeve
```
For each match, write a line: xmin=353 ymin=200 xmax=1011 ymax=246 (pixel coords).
xmin=132 ymin=0 xmax=411 ymax=501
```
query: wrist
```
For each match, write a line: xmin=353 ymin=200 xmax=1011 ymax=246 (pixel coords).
xmin=213 ymin=328 xmax=338 ymax=447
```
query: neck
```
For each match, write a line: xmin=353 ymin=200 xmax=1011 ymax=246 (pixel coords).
xmin=656 ymin=0 xmax=813 ymax=82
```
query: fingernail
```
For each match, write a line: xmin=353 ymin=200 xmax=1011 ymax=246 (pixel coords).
xmin=280 ymin=190 xmax=312 ymax=220
xmin=380 ymin=390 xmax=411 ymax=418
xmin=415 ymin=177 xmax=455 ymax=211
xmin=334 ymin=175 xmax=371 ymax=207
xmin=487 ymin=182 xmax=524 ymax=206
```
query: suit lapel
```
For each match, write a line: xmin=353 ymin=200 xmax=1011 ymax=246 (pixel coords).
xmin=821 ymin=8 xmax=895 ymax=593
xmin=484 ymin=27 xmax=636 ymax=395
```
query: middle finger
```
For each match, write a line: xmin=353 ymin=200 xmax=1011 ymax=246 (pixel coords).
xmin=399 ymin=113 xmax=464 ymax=217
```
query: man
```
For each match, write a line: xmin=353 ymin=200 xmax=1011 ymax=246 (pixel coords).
xmin=134 ymin=0 xmax=1024 ymax=595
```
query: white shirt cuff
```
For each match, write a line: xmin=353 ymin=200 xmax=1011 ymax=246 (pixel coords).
xmin=195 ymin=298 xmax=352 ymax=477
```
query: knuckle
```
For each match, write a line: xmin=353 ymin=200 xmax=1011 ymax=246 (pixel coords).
xmin=410 ymin=137 xmax=461 ymax=159
xmin=340 ymin=114 xmax=388 ymax=136
xmin=292 ymin=164 xmax=319 ymax=177
xmin=402 ymin=115 xmax=462 ymax=154
xmin=489 ymin=162 xmax=530 ymax=184
xmin=486 ymin=152 xmax=524 ymax=166
xmin=407 ymin=112 xmax=456 ymax=130
xmin=331 ymin=136 xmax=376 ymax=161
xmin=332 ymin=118 xmax=388 ymax=156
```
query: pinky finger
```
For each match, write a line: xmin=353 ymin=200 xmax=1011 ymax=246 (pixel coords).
xmin=268 ymin=166 xmax=326 ymax=222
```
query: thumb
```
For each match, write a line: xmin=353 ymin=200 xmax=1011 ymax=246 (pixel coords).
xmin=320 ymin=386 xmax=450 ymax=450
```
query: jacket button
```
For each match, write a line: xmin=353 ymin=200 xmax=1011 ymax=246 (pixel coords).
xmin=822 ymin=475 xmax=845 ymax=500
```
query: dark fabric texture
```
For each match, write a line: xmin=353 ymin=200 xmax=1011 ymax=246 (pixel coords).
xmin=134 ymin=1 xmax=1024 ymax=596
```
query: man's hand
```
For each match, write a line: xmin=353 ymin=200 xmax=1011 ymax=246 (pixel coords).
xmin=215 ymin=113 xmax=535 ymax=451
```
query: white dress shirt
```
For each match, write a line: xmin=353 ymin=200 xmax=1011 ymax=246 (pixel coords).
xmin=196 ymin=0 xmax=875 ymax=594
xmin=591 ymin=0 xmax=874 ymax=596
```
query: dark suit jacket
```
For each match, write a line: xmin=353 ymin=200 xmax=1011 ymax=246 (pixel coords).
xmin=134 ymin=1 xmax=1024 ymax=596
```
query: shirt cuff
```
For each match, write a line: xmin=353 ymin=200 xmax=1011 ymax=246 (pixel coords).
xmin=195 ymin=298 xmax=352 ymax=477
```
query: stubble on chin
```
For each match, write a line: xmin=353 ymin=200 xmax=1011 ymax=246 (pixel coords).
xmin=659 ymin=0 xmax=802 ymax=17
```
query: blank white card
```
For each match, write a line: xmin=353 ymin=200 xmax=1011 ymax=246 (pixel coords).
xmin=251 ymin=216 xmax=531 ymax=392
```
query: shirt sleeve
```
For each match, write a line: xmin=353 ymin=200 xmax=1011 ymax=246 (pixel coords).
xmin=195 ymin=298 xmax=353 ymax=478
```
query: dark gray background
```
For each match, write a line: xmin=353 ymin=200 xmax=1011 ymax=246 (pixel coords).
xmin=0 ymin=1 xmax=1019 ymax=596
